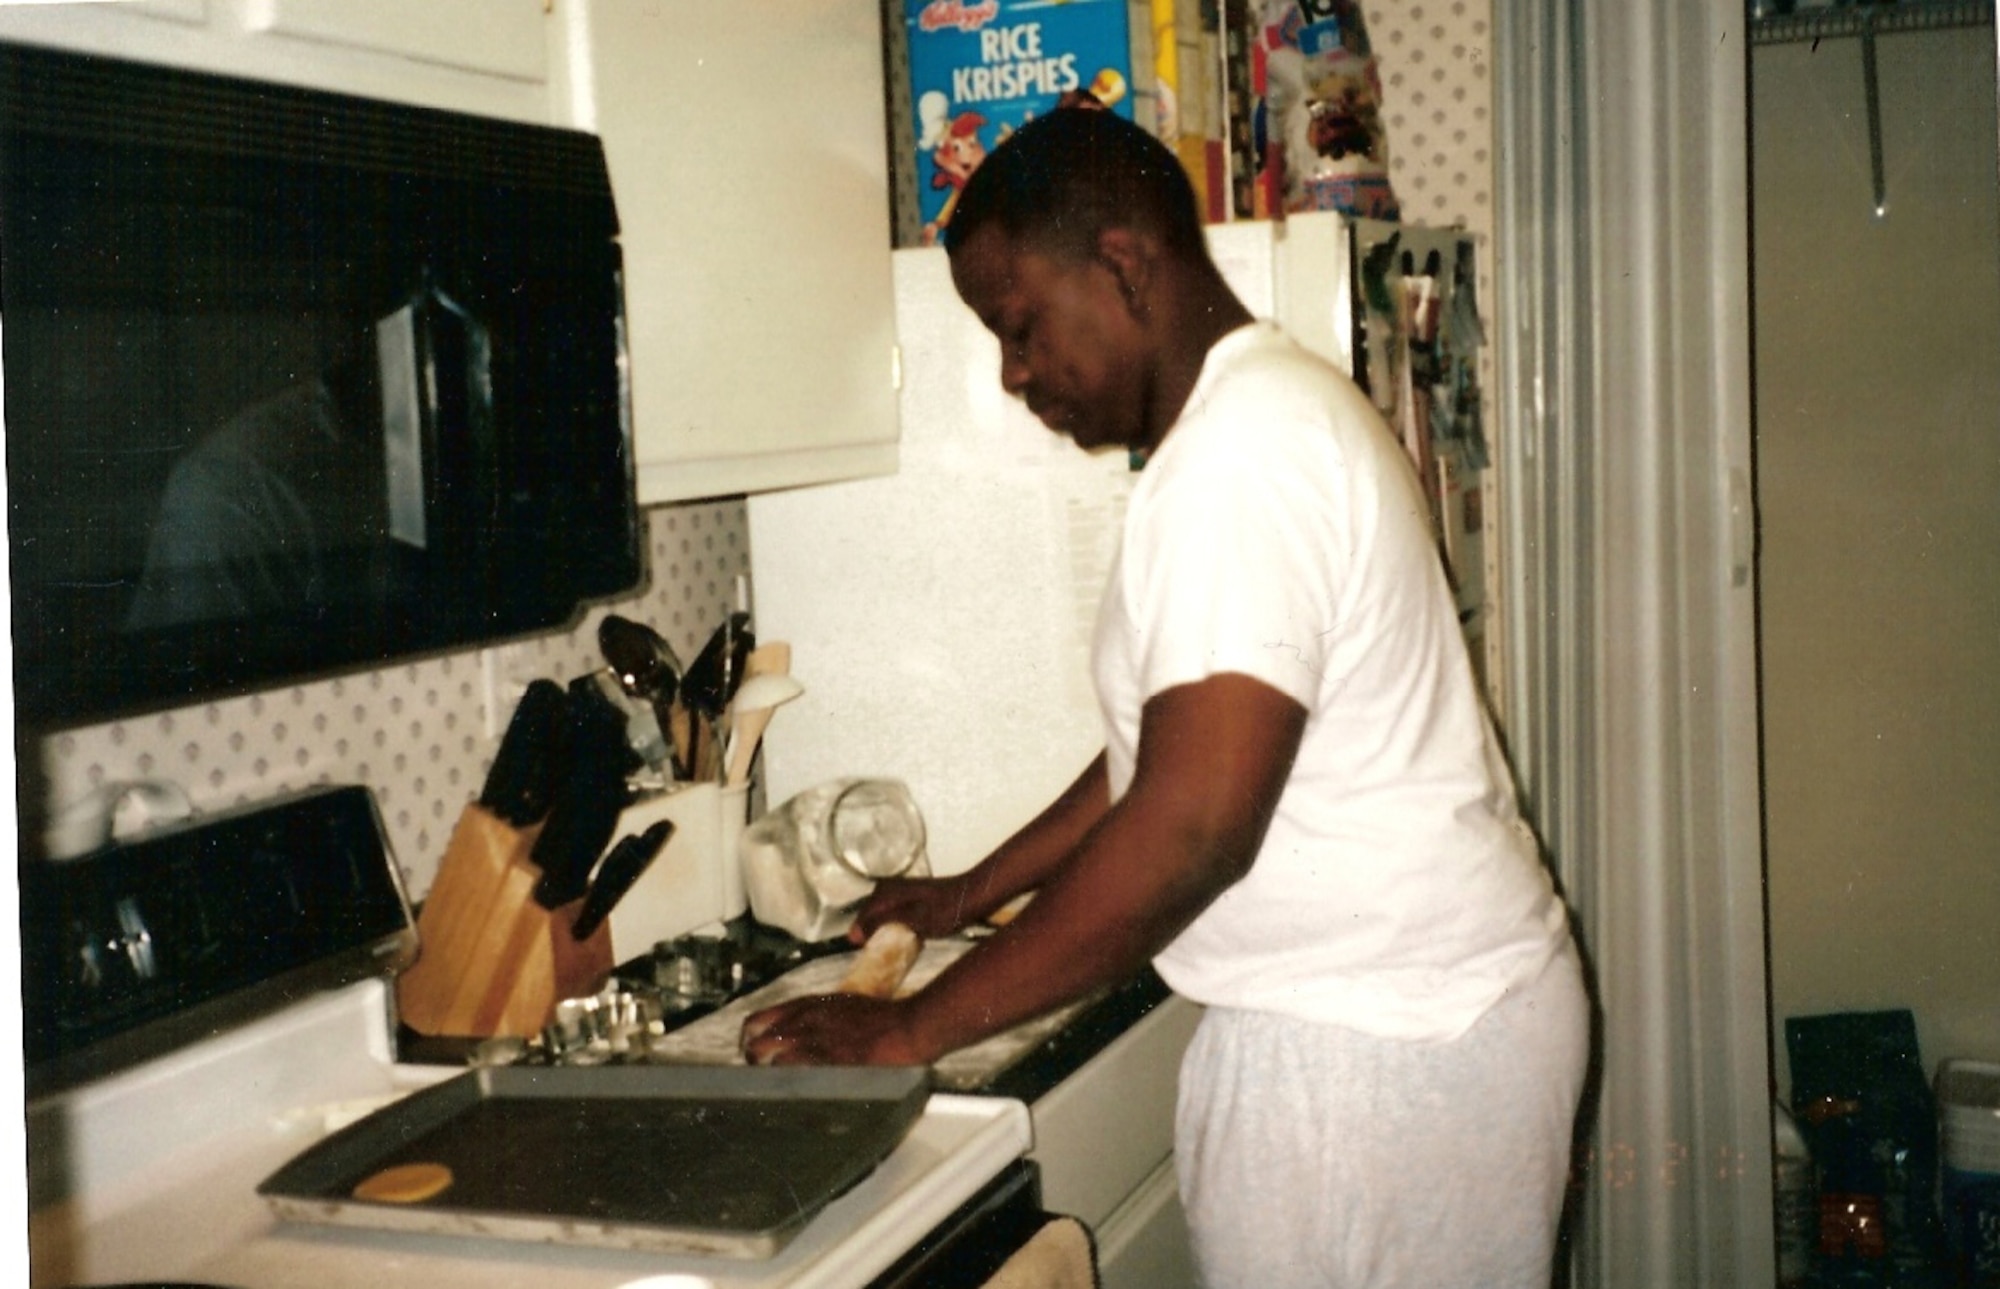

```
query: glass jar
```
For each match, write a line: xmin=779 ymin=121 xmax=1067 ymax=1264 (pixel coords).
xmin=740 ymin=778 xmax=929 ymax=941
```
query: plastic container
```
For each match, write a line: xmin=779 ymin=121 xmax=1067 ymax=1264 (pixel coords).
xmin=1775 ymin=1100 xmax=1817 ymax=1289
xmin=1937 ymin=1059 xmax=2000 ymax=1287
xmin=740 ymin=778 xmax=929 ymax=942
xmin=1787 ymin=1009 xmax=1942 ymax=1282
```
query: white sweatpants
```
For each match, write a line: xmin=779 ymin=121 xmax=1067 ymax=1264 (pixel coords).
xmin=1174 ymin=944 xmax=1590 ymax=1289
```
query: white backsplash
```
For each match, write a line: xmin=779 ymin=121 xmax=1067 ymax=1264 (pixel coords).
xmin=35 ymin=500 xmax=750 ymax=900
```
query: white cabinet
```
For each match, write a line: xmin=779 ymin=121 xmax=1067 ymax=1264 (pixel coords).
xmin=243 ymin=0 xmax=548 ymax=82
xmin=1098 ymin=1159 xmax=1201 ymax=1289
xmin=1029 ymin=995 xmax=1204 ymax=1278
xmin=0 ymin=0 xmax=562 ymax=124
xmin=572 ymin=0 xmax=900 ymax=504
xmin=0 ymin=0 xmax=902 ymax=504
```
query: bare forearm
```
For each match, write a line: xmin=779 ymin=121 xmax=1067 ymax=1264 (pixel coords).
xmin=904 ymin=793 xmax=1240 ymax=1057
xmin=744 ymin=677 xmax=1306 ymax=1070
xmin=902 ymin=677 xmax=1304 ymax=1058
xmin=957 ymin=753 xmax=1110 ymax=920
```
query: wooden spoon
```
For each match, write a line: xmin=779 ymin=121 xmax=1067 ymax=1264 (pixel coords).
xmin=723 ymin=672 xmax=804 ymax=787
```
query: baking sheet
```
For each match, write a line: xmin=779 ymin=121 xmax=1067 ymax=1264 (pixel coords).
xmin=645 ymin=936 xmax=1099 ymax=1091
xmin=257 ymin=1063 xmax=931 ymax=1260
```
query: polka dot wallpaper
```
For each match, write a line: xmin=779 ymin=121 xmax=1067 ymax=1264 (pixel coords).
xmin=22 ymin=0 xmax=1499 ymax=900
xmin=34 ymin=501 xmax=751 ymax=899
xmin=1371 ymin=4 xmax=1493 ymax=226
xmin=1369 ymin=0 xmax=1502 ymax=706
xmin=1369 ymin=0 xmax=1496 ymax=330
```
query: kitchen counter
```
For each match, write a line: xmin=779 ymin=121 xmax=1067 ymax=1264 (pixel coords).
xmin=641 ymin=934 xmax=1174 ymax=1100
xmin=29 ymin=922 xmax=1191 ymax=1289
xmin=397 ymin=923 xmax=1178 ymax=1106
xmin=611 ymin=929 xmax=1199 ymax=1285
xmin=973 ymin=967 xmax=1173 ymax=1103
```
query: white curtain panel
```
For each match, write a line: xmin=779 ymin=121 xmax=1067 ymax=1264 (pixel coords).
xmin=1492 ymin=2 xmax=1773 ymax=1285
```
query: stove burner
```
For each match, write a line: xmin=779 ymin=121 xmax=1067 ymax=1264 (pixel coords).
xmin=633 ymin=924 xmax=843 ymax=1013
xmin=476 ymin=921 xmax=849 ymax=1069
xmin=651 ymin=932 xmax=742 ymax=1006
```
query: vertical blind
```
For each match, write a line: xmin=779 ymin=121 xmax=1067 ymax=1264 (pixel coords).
xmin=1492 ymin=2 xmax=1774 ymax=1283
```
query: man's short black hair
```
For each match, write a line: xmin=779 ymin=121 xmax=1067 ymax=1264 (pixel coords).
xmin=943 ymin=107 xmax=1208 ymax=264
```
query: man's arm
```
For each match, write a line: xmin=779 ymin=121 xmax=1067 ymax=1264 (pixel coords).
xmin=849 ymin=752 xmax=1112 ymax=942
xmin=741 ymin=672 xmax=1306 ymax=1066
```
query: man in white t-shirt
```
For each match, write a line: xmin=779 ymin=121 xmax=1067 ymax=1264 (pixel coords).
xmin=744 ymin=108 xmax=1590 ymax=1289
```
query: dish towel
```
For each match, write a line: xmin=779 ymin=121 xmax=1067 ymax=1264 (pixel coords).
xmin=980 ymin=1215 xmax=1099 ymax=1289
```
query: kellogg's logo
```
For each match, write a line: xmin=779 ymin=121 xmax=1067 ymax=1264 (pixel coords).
xmin=917 ymin=0 xmax=1000 ymax=35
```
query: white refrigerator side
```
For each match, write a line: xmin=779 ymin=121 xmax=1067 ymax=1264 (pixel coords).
xmin=747 ymin=214 xmax=1356 ymax=877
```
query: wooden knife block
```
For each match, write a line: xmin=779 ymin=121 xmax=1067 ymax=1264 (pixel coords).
xmin=396 ymin=804 xmax=613 ymax=1039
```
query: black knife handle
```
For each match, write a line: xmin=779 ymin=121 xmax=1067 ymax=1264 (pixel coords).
xmin=570 ymin=819 xmax=675 ymax=940
xmin=531 ymin=763 xmax=628 ymax=909
xmin=478 ymin=679 xmax=567 ymax=827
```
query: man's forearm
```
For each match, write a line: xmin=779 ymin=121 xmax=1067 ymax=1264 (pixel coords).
xmin=958 ymin=752 xmax=1111 ymax=919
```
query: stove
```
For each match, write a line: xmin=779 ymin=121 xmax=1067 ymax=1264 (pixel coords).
xmin=27 ymin=977 xmax=1032 ymax=1289
xmin=22 ymin=787 xmax=1033 ymax=1289
xmin=393 ymin=920 xmax=840 ymax=1070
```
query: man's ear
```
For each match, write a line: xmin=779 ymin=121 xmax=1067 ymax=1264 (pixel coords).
xmin=1094 ymin=226 xmax=1160 ymax=320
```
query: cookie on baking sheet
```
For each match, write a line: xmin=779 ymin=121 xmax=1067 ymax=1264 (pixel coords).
xmin=352 ymin=1161 xmax=454 ymax=1203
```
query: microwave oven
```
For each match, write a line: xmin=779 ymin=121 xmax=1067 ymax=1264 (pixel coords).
xmin=1 ymin=43 xmax=644 ymax=730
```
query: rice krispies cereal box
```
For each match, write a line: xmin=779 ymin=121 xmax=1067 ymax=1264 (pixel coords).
xmin=903 ymin=0 xmax=1145 ymax=246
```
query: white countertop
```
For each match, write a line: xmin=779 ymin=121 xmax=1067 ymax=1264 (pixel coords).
xmin=647 ymin=937 xmax=1092 ymax=1092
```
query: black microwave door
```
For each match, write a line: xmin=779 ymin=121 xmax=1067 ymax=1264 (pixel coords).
xmin=1 ymin=44 xmax=640 ymax=729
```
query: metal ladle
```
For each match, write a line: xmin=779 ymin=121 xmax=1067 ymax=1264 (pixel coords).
xmin=597 ymin=615 xmax=687 ymax=774
xmin=598 ymin=615 xmax=681 ymax=701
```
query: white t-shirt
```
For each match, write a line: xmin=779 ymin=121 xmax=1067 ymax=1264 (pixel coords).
xmin=1094 ymin=322 xmax=1568 ymax=1042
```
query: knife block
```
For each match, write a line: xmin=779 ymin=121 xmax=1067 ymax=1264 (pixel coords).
xmin=396 ymin=804 xmax=614 ymax=1038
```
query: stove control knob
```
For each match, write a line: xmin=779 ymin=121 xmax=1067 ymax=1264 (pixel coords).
xmin=115 ymin=897 xmax=157 ymax=981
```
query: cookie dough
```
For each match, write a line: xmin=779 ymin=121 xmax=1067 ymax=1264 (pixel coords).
xmin=839 ymin=922 xmax=922 ymax=999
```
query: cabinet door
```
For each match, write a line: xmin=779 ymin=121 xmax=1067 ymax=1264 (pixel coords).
xmin=245 ymin=0 xmax=549 ymax=83
xmin=1098 ymin=1159 xmax=1200 ymax=1289
xmin=577 ymin=0 xmax=900 ymax=503
xmin=0 ymin=0 xmax=558 ymax=124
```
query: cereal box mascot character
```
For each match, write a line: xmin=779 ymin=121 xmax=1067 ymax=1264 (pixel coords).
xmin=918 ymin=92 xmax=989 ymax=246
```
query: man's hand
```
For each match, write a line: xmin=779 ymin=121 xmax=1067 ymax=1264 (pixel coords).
xmin=847 ymin=873 xmax=981 ymax=944
xmin=740 ymin=993 xmax=929 ymax=1067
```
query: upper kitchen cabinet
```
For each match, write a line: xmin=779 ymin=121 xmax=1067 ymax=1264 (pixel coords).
xmin=570 ymin=0 xmax=901 ymax=504
xmin=0 ymin=0 xmax=562 ymax=123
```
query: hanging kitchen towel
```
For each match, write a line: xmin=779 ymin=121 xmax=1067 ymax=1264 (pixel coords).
xmin=980 ymin=1215 xmax=1099 ymax=1289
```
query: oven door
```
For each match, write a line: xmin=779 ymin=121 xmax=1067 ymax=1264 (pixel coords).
xmin=869 ymin=1161 xmax=1096 ymax=1289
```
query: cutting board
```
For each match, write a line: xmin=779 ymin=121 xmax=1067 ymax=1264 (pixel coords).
xmin=647 ymin=936 xmax=1098 ymax=1091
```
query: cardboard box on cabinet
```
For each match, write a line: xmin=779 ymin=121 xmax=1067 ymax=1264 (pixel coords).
xmin=897 ymin=0 xmax=1155 ymax=245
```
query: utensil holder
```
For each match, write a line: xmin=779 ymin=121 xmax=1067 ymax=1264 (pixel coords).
xmin=396 ymin=804 xmax=614 ymax=1038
